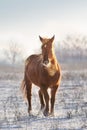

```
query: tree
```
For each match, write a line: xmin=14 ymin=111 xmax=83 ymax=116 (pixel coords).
xmin=4 ymin=41 xmax=22 ymax=66
xmin=55 ymin=34 xmax=87 ymax=62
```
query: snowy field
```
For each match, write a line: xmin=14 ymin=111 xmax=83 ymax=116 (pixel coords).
xmin=0 ymin=67 xmax=87 ymax=130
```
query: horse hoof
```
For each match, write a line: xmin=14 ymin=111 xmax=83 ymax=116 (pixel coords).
xmin=43 ymin=110 xmax=49 ymax=116
xmin=49 ymin=112 xmax=54 ymax=117
xmin=28 ymin=109 xmax=32 ymax=115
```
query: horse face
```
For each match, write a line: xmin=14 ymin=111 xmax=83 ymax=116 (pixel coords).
xmin=39 ymin=36 xmax=55 ymax=65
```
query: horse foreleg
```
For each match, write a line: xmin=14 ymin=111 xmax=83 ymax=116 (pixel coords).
xmin=50 ymin=85 xmax=58 ymax=115
xmin=42 ymin=89 xmax=49 ymax=116
xmin=38 ymin=89 xmax=45 ymax=110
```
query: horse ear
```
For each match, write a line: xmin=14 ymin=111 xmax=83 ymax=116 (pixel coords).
xmin=50 ymin=35 xmax=55 ymax=43
xmin=39 ymin=36 xmax=43 ymax=43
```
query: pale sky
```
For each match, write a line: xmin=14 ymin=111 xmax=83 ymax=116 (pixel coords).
xmin=0 ymin=0 xmax=87 ymax=59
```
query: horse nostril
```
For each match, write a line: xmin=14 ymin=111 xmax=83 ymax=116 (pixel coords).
xmin=44 ymin=60 xmax=49 ymax=65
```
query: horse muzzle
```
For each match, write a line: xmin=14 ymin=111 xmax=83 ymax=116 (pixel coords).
xmin=43 ymin=60 xmax=49 ymax=65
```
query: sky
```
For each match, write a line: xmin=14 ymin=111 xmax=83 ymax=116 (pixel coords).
xmin=0 ymin=0 xmax=87 ymax=59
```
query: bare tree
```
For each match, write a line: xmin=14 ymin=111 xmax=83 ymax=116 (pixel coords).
xmin=4 ymin=41 xmax=22 ymax=66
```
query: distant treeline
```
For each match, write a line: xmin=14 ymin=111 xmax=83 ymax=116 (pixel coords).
xmin=55 ymin=34 xmax=87 ymax=63
xmin=0 ymin=34 xmax=87 ymax=66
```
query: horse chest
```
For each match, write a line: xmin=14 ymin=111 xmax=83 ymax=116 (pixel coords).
xmin=40 ymin=67 xmax=60 ymax=87
xmin=47 ymin=67 xmax=57 ymax=76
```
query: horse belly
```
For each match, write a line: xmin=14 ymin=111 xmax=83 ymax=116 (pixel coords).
xmin=27 ymin=64 xmax=41 ymax=87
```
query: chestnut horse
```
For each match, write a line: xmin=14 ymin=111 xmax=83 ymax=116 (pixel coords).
xmin=21 ymin=36 xmax=61 ymax=116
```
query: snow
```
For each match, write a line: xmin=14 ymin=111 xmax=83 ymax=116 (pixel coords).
xmin=0 ymin=70 xmax=87 ymax=130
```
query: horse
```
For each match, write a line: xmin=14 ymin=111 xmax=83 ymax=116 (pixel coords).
xmin=21 ymin=35 xmax=61 ymax=116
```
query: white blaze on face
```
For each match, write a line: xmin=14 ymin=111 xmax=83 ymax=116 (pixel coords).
xmin=44 ymin=44 xmax=47 ymax=48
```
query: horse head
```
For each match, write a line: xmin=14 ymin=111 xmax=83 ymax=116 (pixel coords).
xmin=39 ymin=35 xmax=55 ymax=65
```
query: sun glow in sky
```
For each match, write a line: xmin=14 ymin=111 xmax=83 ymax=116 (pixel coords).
xmin=0 ymin=0 xmax=87 ymax=59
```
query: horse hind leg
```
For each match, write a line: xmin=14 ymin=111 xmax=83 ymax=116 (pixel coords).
xmin=25 ymin=78 xmax=32 ymax=115
xmin=38 ymin=89 xmax=45 ymax=110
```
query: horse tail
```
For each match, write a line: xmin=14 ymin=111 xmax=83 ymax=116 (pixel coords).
xmin=21 ymin=73 xmax=27 ymax=101
xmin=21 ymin=58 xmax=32 ymax=102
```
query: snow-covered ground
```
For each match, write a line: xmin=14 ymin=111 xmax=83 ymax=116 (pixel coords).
xmin=0 ymin=69 xmax=87 ymax=130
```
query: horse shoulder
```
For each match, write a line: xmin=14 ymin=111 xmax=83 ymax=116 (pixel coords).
xmin=25 ymin=54 xmax=42 ymax=66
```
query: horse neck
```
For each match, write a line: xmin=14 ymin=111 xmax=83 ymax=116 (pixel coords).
xmin=46 ymin=54 xmax=58 ymax=76
xmin=50 ymin=52 xmax=58 ymax=67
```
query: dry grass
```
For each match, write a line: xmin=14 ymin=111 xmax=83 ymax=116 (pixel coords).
xmin=61 ymin=61 xmax=87 ymax=71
